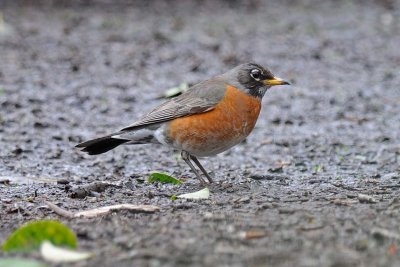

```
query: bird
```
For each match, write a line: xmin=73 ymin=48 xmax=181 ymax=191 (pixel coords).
xmin=76 ymin=63 xmax=290 ymax=184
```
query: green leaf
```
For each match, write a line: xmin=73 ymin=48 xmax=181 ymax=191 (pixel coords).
xmin=177 ymin=188 xmax=210 ymax=200
xmin=148 ymin=172 xmax=183 ymax=185
xmin=0 ymin=258 xmax=47 ymax=267
xmin=2 ymin=220 xmax=78 ymax=253
xmin=40 ymin=241 xmax=93 ymax=263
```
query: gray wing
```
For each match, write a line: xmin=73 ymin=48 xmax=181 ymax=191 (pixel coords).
xmin=120 ymin=77 xmax=226 ymax=131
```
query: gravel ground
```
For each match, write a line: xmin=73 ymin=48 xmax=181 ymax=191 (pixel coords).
xmin=1 ymin=1 xmax=400 ymax=266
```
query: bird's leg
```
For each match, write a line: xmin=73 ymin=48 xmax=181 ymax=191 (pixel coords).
xmin=190 ymin=155 xmax=214 ymax=183
xmin=181 ymin=151 xmax=206 ymax=184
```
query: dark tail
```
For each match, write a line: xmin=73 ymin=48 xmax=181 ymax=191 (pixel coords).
xmin=76 ymin=135 xmax=129 ymax=155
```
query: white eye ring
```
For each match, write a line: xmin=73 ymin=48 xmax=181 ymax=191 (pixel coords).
xmin=250 ymin=69 xmax=261 ymax=81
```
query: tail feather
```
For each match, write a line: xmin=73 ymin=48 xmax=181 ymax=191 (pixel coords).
xmin=76 ymin=135 xmax=129 ymax=155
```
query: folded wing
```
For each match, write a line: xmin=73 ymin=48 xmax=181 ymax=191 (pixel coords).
xmin=121 ymin=78 xmax=226 ymax=131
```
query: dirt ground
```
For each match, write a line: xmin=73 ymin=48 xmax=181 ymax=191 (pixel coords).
xmin=1 ymin=0 xmax=400 ymax=266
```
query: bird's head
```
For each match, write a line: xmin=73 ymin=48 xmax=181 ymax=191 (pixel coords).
xmin=225 ymin=63 xmax=290 ymax=98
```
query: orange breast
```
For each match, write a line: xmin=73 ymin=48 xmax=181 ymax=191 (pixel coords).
xmin=167 ymin=85 xmax=262 ymax=156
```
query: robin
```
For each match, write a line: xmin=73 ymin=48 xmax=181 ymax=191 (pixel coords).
xmin=76 ymin=63 xmax=289 ymax=184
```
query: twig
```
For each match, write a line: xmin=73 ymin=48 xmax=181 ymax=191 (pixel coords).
xmin=44 ymin=201 xmax=160 ymax=218
xmin=44 ymin=201 xmax=74 ymax=218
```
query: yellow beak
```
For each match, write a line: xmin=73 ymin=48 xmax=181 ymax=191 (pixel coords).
xmin=263 ymin=77 xmax=290 ymax=86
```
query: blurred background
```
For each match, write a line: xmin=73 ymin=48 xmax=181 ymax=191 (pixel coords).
xmin=0 ymin=0 xmax=399 ymax=178
xmin=1 ymin=1 xmax=400 ymax=267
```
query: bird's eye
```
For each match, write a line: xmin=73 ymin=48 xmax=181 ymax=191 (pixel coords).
xmin=250 ymin=69 xmax=261 ymax=81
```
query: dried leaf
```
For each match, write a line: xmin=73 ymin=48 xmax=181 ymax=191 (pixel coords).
xmin=40 ymin=241 xmax=93 ymax=263
xmin=240 ymin=230 xmax=267 ymax=240
xmin=177 ymin=188 xmax=210 ymax=200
